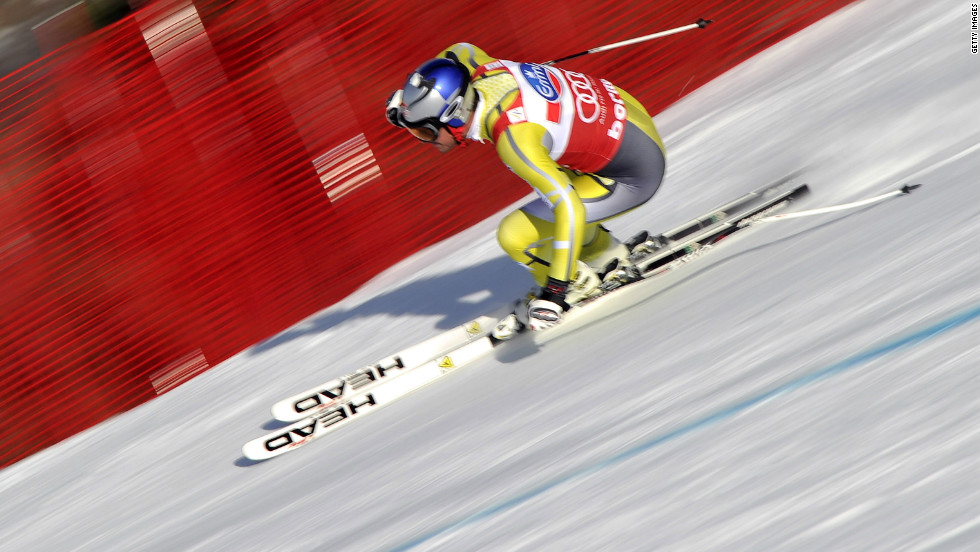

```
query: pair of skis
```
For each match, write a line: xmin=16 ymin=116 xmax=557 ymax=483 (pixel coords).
xmin=242 ymin=178 xmax=810 ymax=461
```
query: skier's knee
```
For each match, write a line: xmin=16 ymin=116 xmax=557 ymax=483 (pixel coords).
xmin=497 ymin=210 xmax=546 ymax=259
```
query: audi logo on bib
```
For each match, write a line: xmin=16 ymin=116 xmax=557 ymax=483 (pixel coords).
xmin=564 ymin=70 xmax=602 ymax=124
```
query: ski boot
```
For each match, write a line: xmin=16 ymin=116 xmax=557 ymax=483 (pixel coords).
xmin=626 ymin=231 xmax=669 ymax=263
xmin=491 ymin=260 xmax=603 ymax=340
xmin=491 ymin=291 xmax=533 ymax=341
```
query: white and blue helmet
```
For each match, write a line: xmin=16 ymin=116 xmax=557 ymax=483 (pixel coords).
xmin=386 ymin=57 xmax=474 ymax=142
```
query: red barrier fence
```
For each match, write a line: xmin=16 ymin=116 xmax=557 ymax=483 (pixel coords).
xmin=0 ymin=0 xmax=857 ymax=469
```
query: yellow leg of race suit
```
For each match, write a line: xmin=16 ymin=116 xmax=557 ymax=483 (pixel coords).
xmin=497 ymin=89 xmax=667 ymax=286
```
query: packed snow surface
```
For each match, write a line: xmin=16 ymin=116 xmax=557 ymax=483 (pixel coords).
xmin=1 ymin=0 xmax=977 ymax=550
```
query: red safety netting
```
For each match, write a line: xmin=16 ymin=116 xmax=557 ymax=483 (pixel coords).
xmin=0 ymin=0 xmax=857 ymax=469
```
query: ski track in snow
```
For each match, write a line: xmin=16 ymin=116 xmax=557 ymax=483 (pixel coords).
xmin=1 ymin=0 xmax=978 ymax=550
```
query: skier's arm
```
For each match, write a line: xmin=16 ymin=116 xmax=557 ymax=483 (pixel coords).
xmin=496 ymin=122 xmax=586 ymax=285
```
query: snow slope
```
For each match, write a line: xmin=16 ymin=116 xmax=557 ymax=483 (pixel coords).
xmin=1 ymin=0 xmax=977 ymax=550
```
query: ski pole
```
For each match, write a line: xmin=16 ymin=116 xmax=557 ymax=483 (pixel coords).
xmin=755 ymin=184 xmax=921 ymax=223
xmin=543 ymin=18 xmax=713 ymax=66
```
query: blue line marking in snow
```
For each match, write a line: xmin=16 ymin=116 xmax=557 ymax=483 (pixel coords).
xmin=387 ymin=304 xmax=980 ymax=552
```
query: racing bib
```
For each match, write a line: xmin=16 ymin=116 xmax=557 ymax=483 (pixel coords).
xmin=476 ymin=60 xmax=627 ymax=172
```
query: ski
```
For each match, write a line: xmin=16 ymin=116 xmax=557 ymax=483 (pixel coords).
xmin=634 ymin=180 xmax=809 ymax=278
xmin=270 ymin=315 xmax=499 ymax=423
xmin=242 ymin=178 xmax=809 ymax=461
xmin=242 ymin=337 xmax=494 ymax=461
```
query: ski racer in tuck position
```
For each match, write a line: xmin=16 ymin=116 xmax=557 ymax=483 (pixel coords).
xmin=386 ymin=43 xmax=666 ymax=337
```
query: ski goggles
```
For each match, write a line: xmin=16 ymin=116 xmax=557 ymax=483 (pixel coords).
xmin=388 ymin=106 xmax=441 ymax=143
xmin=386 ymin=88 xmax=467 ymax=144
xmin=386 ymin=91 xmax=440 ymax=143
xmin=402 ymin=119 xmax=441 ymax=143
xmin=406 ymin=119 xmax=470 ymax=146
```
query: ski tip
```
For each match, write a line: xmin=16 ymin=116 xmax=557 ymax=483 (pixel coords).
xmin=697 ymin=18 xmax=714 ymax=28
xmin=900 ymin=184 xmax=922 ymax=194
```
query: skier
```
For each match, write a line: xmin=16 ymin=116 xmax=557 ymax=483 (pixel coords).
xmin=385 ymin=43 xmax=666 ymax=336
